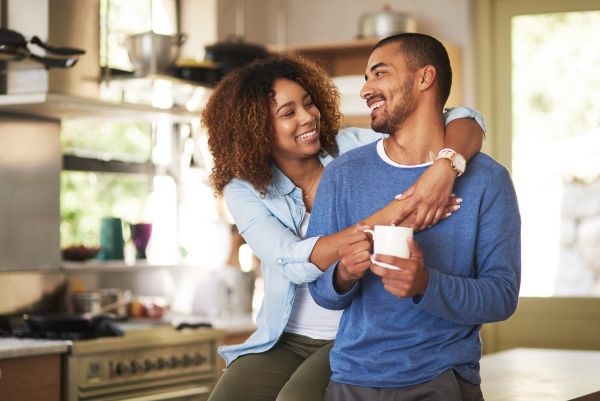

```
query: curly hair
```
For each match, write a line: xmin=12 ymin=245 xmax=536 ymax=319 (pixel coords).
xmin=202 ymin=54 xmax=342 ymax=194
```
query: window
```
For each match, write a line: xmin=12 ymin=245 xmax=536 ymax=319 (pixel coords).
xmin=476 ymin=0 xmax=600 ymax=297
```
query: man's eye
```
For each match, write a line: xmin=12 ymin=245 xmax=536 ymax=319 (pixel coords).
xmin=375 ymin=71 xmax=384 ymax=78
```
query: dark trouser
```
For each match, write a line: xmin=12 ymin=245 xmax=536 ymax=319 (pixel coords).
xmin=325 ymin=369 xmax=485 ymax=401
xmin=208 ymin=332 xmax=334 ymax=401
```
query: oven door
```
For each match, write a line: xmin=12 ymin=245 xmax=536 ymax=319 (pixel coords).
xmin=98 ymin=385 xmax=212 ymax=401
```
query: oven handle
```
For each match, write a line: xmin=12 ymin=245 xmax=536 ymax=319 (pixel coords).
xmin=121 ymin=386 xmax=212 ymax=401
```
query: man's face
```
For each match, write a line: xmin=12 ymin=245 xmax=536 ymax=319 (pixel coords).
xmin=360 ymin=44 xmax=418 ymax=134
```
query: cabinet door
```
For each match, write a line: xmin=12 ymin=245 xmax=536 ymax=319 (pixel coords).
xmin=0 ymin=354 xmax=61 ymax=401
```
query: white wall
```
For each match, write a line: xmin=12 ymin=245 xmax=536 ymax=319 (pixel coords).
xmin=218 ymin=0 xmax=477 ymax=104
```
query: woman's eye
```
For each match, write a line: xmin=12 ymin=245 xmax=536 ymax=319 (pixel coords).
xmin=282 ymin=111 xmax=294 ymax=118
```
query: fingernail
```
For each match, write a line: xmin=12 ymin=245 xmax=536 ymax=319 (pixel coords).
xmin=395 ymin=194 xmax=403 ymax=199
xmin=445 ymin=212 xmax=451 ymax=218
xmin=453 ymin=204 xmax=461 ymax=211
xmin=451 ymin=193 xmax=456 ymax=197
xmin=456 ymin=198 xmax=463 ymax=204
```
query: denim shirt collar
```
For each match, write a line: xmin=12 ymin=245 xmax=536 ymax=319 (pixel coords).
xmin=270 ymin=163 xmax=295 ymax=197
xmin=270 ymin=150 xmax=334 ymax=197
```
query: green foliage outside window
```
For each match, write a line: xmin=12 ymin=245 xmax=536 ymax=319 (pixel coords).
xmin=60 ymin=120 xmax=154 ymax=248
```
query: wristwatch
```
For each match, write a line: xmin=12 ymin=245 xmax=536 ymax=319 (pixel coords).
xmin=436 ymin=148 xmax=466 ymax=177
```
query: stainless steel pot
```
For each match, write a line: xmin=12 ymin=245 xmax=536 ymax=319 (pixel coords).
xmin=72 ymin=292 xmax=102 ymax=314
xmin=126 ymin=32 xmax=186 ymax=75
xmin=357 ymin=6 xmax=417 ymax=39
xmin=100 ymin=288 xmax=132 ymax=317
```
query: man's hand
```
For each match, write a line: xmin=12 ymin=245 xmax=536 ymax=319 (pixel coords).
xmin=370 ymin=239 xmax=429 ymax=298
xmin=391 ymin=160 xmax=456 ymax=230
xmin=335 ymin=224 xmax=373 ymax=293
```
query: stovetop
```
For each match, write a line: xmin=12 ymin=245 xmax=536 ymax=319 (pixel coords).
xmin=0 ymin=314 xmax=124 ymax=341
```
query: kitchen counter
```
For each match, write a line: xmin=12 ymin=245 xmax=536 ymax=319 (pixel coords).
xmin=480 ymin=348 xmax=600 ymax=400
xmin=0 ymin=338 xmax=69 ymax=360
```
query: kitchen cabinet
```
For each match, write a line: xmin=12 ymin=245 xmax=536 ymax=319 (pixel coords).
xmin=283 ymin=38 xmax=464 ymax=128
xmin=0 ymin=354 xmax=61 ymax=401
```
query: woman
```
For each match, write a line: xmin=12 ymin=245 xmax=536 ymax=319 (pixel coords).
xmin=203 ymin=55 xmax=485 ymax=401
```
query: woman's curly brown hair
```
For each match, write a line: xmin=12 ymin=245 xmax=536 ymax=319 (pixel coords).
xmin=202 ymin=54 xmax=342 ymax=194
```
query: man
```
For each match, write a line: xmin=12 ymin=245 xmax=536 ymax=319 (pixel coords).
xmin=307 ymin=33 xmax=521 ymax=401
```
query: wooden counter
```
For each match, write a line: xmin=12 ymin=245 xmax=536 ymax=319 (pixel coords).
xmin=480 ymin=348 xmax=600 ymax=400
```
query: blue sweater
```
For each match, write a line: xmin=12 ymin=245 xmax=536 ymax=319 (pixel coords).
xmin=307 ymin=141 xmax=521 ymax=388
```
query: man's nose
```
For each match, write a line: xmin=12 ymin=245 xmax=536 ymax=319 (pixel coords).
xmin=360 ymin=81 xmax=372 ymax=100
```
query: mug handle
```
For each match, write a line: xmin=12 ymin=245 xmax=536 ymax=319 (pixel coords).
xmin=362 ymin=228 xmax=374 ymax=237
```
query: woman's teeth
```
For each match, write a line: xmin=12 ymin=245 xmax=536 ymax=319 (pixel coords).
xmin=370 ymin=100 xmax=385 ymax=112
xmin=296 ymin=130 xmax=317 ymax=141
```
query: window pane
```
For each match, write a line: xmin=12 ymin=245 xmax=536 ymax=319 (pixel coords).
xmin=60 ymin=172 xmax=151 ymax=248
xmin=512 ymin=11 xmax=600 ymax=296
xmin=61 ymin=120 xmax=152 ymax=162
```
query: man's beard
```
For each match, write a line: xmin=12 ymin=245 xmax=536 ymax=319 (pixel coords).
xmin=371 ymin=78 xmax=416 ymax=134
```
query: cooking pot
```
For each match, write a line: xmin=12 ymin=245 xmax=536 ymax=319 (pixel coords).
xmin=127 ymin=32 xmax=187 ymax=75
xmin=357 ymin=6 xmax=417 ymax=39
xmin=176 ymin=60 xmax=221 ymax=86
xmin=100 ymin=288 xmax=131 ymax=317
xmin=71 ymin=292 xmax=102 ymax=315
xmin=204 ymin=37 xmax=269 ymax=79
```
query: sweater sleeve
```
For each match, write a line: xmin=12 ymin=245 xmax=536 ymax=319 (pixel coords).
xmin=415 ymin=167 xmax=521 ymax=324
xmin=224 ymin=180 xmax=323 ymax=285
xmin=307 ymin=165 xmax=361 ymax=309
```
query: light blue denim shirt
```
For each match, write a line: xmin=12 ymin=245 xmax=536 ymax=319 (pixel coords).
xmin=219 ymin=107 xmax=485 ymax=366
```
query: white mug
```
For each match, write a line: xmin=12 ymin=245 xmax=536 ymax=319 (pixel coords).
xmin=363 ymin=225 xmax=414 ymax=270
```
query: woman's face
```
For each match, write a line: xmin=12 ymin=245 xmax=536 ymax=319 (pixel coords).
xmin=270 ymin=78 xmax=321 ymax=162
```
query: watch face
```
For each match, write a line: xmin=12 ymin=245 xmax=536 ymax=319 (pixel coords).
xmin=453 ymin=154 xmax=466 ymax=173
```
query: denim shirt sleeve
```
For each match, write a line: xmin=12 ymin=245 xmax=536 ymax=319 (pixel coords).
xmin=443 ymin=106 xmax=487 ymax=137
xmin=224 ymin=179 xmax=323 ymax=285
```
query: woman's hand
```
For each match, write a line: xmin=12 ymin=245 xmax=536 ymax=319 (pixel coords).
xmin=396 ymin=194 xmax=461 ymax=231
xmin=390 ymin=160 xmax=457 ymax=230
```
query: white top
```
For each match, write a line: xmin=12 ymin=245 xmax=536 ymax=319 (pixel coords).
xmin=284 ymin=212 xmax=343 ymax=340
xmin=377 ymin=139 xmax=434 ymax=168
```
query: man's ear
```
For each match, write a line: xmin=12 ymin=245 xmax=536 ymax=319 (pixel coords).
xmin=418 ymin=65 xmax=437 ymax=91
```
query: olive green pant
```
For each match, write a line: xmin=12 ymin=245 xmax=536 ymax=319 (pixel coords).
xmin=208 ymin=332 xmax=334 ymax=401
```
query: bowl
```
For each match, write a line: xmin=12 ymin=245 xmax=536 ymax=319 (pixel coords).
xmin=62 ymin=245 xmax=100 ymax=261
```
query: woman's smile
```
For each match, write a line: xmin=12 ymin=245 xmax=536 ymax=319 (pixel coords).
xmin=295 ymin=127 xmax=319 ymax=142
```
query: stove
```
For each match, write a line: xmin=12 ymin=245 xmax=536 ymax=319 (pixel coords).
xmin=63 ymin=324 xmax=224 ymax=401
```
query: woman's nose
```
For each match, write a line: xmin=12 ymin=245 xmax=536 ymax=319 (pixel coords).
xmin=298 ymin=108 xmax=315 ymax=125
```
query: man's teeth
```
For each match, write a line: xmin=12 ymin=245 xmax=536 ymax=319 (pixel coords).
xmin=296 ymin=130 xmax=317 ymax=140
xmin=370 ymin=101 xmax=385 ymax=112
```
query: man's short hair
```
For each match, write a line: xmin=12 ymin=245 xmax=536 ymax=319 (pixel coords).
xmin=374 ymin=33 xmax=452 ymax=107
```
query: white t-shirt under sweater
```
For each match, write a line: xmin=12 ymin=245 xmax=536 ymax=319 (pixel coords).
xmin=284 ymin=212 xmax=342 ymax=340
